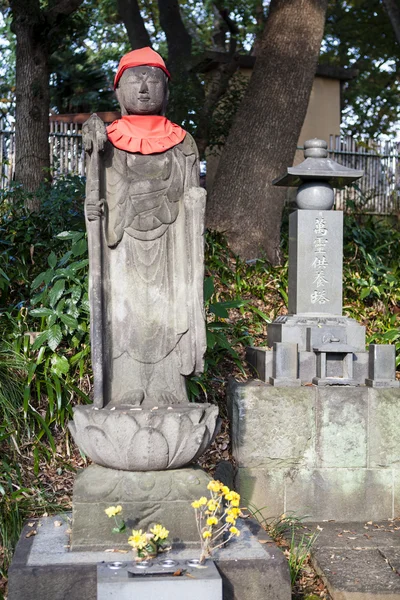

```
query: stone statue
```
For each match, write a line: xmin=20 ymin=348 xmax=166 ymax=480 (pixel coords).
xmin=69 ymin=48 xmax=218 ymax=471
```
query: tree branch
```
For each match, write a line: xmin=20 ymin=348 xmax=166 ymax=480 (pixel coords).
xmin=157 ymin=0 xmax=192 ymax=72
xmin=382 ymin=0 xmax=400 ymax=46
xmin=195 ymin=55 xmax=240 ymax=155
xmin=117 ymin=0 xmax=152 ymax=49
xmin=45 ymin=0 xmax=84 ymax=23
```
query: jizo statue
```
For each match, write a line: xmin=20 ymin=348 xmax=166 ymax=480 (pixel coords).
xmin=84 ymin=47 xmax=206 ymax=409
xmin=69 ymin=48 xmax=217 ymax=472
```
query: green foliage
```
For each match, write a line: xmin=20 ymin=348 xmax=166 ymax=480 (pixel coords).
xmin=321 ymin=0 xmax=400 ymax=137
xmin=287 ymin=528 xmax=318 ymax=587
xmin=0 ymin=176 xmax=89 ymax=431
xmin=186 ymin=230 xmax=288 ymax=401
xmin=248 ymin=503 xmax=317 ymax=588
xmin=0 ymin=453 xmax=64 ymax=588
xmin=0 ymin=177 xmax=88 ymax=584
xmin=206 ymin=73 xmax=249 ymax=153
xmin=343 ymin=213 xmax=400 ymax=365
xmin=49 ymin=47 xmax=117 ymax=114
xmin=0 ymin=176 xmax=85 ymax=308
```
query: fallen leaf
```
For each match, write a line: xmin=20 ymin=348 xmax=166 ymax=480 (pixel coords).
xmin=316 ymin=525 xmax=323 ymax=531
xmin=26 ymin=530 xmax=37 ymax=538
xmin=173 ymin=569 xmax=183 ymax=576
xmin=54 ymin=520 xmax=63 ymax=527
xmin=27 ymin=522 xmax=35 ymax=527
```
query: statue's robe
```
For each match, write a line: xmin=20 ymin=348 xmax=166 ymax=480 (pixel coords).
xmin=97 ymin=133 xmax=206 ymax=406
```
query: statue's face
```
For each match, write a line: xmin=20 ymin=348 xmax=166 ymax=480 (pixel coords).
xmin=116 ymin=66 xmax=168 ymax=115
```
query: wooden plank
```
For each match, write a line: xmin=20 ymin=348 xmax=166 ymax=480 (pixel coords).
xmin=49 ymin=111 xmax=120 ymax=124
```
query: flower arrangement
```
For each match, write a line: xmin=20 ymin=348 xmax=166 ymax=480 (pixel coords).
xmin=128 ymin=524 xmax=170 ymax=561
xmin=104 ymin=505 xmax=126 ymax=533
xmin=104 ymin=505 xmax=170 ymax=561
xmin=191 ymin=480 xmax=242 ymax=563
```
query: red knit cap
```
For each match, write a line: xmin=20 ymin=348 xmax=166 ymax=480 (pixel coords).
xmin=114 ymin=47 xmax=171 ymax=89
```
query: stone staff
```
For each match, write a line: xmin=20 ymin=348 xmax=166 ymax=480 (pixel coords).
xmin=82 ymin=114 xmax=107 ymax=408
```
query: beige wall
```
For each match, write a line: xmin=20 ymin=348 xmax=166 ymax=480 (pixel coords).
xmin=206 ymin=73 xmax=342 ymax=189
xmin=294 ymin=76 xmax=341 ymax=165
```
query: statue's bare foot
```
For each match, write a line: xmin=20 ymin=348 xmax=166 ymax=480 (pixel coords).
xmin=143 ymin=392 xmax=181 ymax=407
xmin=109 ymin=390 xmax=145 ymax=408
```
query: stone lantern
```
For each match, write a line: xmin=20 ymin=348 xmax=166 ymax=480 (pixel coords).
xmin=247 ymin=138 xmax=398 ymax=387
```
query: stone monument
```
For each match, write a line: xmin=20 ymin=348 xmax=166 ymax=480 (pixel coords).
xmin=6 ymin=49 xmax=292 ymax=599
xmin=247 ymin=139 xmax=399 ymax=388
xmin=232 ymin=139 xmax=400 ymax=523
xmin=68 ymin=47 xmax=219 ymax=548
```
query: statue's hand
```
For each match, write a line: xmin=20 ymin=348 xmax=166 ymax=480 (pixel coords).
xmin=86 ymin=197 xmax=104 ymax=221
xmin=82 ymin=114 xmax=107 ymax=153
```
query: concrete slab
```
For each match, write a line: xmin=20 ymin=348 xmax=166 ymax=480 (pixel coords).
xmin=8 ymin=514 xmax=291 ymax=600
xmin=312 ymin=547 xmax=400 ymax=598
xmin=300 ymin=521 xmax=400 ymax=599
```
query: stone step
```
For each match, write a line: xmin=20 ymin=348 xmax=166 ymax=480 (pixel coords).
xmin=304 ymin=521 xmax=400 ymax=599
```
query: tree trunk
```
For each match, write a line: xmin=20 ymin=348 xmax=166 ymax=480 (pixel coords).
xmin=10 ymin=0 xmax=84 ymax=205
xmin=13 ymin=18 xmax=50 ymax=205
xmin=382 ymin=0 xmax=400 ymax=45
xmin=117 ymin=0 xmax=151 ymax=49
xmin=207 ymin=0 xmax=328 ymax=264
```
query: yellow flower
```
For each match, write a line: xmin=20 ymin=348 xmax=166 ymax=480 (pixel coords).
xmin=207 ymin=516 xmax=218 ymax=526
xmin=150 ymin=524 xmax=169 ymax=541
xmin=225 ymin=515 xmax=236 ymax=524
xmin=203 ymin=531 xmax=212 ymax=539
xmin=230 ymin=499 xmax=240 ymax=508
xmin=199 ymin=496 xmax=208 ymax=506
xmin=128 ymin=529 xmax=147 ymax=550
xmin=192 ymin=500 xmax=201 ymax=509
xmin=225 ymin=491 xmax=240 ymax=503
xmin=105 ymin=505 xmax=122 ymax=518
xmin=229 ymin=526 xmax=240 ymax=536
xmin=207 ymin=480 xmax=222 ymax=493
xmin=207 ymin=500 xmax=218 ymax=512
xmin=221 ymin=485 xmax=230 ymax=495
xmin=226 ymin=507 xmax=240 ymax=518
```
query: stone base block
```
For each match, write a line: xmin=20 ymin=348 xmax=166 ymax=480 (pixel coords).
xmin=245 ymin=346 xmax=273 ymax=381
xmin=298 ymin=351 xmax=316 ymax=383
xmin=312 ymin=376 xmax=358 ymax=386
xmin=269 ymin=377 xmax=301 ymax=387
xmin=228 ymin=379 xmax=400 ymax=521
xmin=8 ymin=515 xmax=291 ymax=600
xmin=236 ymin=466 xmax=393 ymax=522
xmin=267 ymin=315 xmax=366 ymax=353
xmin=72 ymin=465 xmax=212 ymax=550
xmin=97 ymin=559 xmax=222 ymax=600
xmin=366 ymin=378 xmax=400 ymax=388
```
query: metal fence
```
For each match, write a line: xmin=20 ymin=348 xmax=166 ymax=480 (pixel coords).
xmin=327 ymin=135 xmax=400 ymax=215
xmin=1 ymin=118 xmax=399 ymax=215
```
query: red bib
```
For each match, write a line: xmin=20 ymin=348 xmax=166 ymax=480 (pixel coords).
xmin=107 ymin=115 xmax=186 ymax=155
